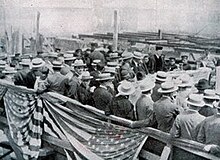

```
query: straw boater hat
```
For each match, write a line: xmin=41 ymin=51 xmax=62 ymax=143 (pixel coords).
xmin=96 ymin=73 xmax=114 ymax=81
xmin=65 ymin=50 xmax=75 ymax=54
xmin=92 ymin=59 xmax=101 ymax=66
xmin=203 ymin=89 xmax=220 ymax=100
xmin=19 ymin=58 xmax=31 ymax=66
xmin=64 ymin=53 xmax=76 ymax=61
xmin=52 ymin=60 xmax=64 ymax=68
xmin=133 ymin=51 xmax=144 ymax=59
xmin=109 ymin=52 xmax=120 ymax=59
xmin=103 ymin=66 xmax=116 ymax=74
xmin=195 ymin=79 xmax=211 ymax=90
xmin=107 ymin=62 xmax=120 ymax=69
xmin=158 ymin=81 xmax=178 ymax=93
xmin=81 ymin=71 xmax=93 ymax=80
xmin=47 ymin=52 xmax=58 ymax=58
xmin=155 ymin=71 xmax=168 ymax=82
xmin=3 ymin=66 xmax=17 ymax=74
xmin=117 ymin=81 xmax=135 ymax=96
xmin=177 ymin=74 xmax=193 ymax=87
xmin=139 ymin=79 xmax=155 ymax=92
xmin=186 ymin=94 xmax=205 ymax=107
xmin=73 ymin=60 xmax=86 ymax=67
xmin=121 ymin=51 xmax=133 ymax=60
xmin=0 ymin=60 xmax=6 ymax=69
xmin=31 ymin=58 xmax=45 ymax=69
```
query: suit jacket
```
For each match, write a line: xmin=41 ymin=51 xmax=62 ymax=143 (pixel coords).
xmin=148 ymin=55 xmax=164 ymax=74
xmin=151 ymin=82 xmax=162 ymax=102
xmin=25 ymin=70 xmax=36 ymax=89
xmin=153 ymin=96 xmax=182 ymax=133
xmin=183 ymin=63 xmax=191 ymax=70
xmin=77 ymin=82 xmax=94 ymax=106
xmin=197 ymin=114 xmax=220 ymax=146
xmin=47 ymin=72 xmax=69 ymax=95
xmin=111 ymin=95 xmax=135 ymax=120
xmin=93 ymin=86 xmax=113 ymax=115
xmin=170 ymin=109 xmax=205 ymax=140
xmin=135 ymin=94 xmax=157 ymax=127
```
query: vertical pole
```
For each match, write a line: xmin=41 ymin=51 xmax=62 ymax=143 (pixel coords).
xmin=35 ymin=11 xmax=40 ymax=55
xmin=216 ymin=66 xmax=220 ymax=94
xmin=113 ymin=10 xmax=119 ymax=51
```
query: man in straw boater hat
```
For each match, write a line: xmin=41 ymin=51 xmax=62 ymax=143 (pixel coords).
xmin=131 ymin=51 xmax=147 ymax=75
xmin=196 ymin=101 xmax=220 ymax=157
xmin=170 ymin=94 xmax=205 ymax=140
xmin=151 ymin=71 xmax=168 ymax=102
xmin=19 ymin=58 xmax=45 ymax=89
xmin=47 ymin=60 xmax=69 ymax=95
xmin=0 ymin=60 xmax=7 ymax=79
xmin=93 ymin=73 xmax=114 ymax=115
xmin=153 ymin=81 xmax=183 ymax=133
xmin=199 ymin=89 xmax=220 ymax=117
xmin=77 ymin=71 xmax=94 ymax=105
xmin=72 ymin=59 xmax=86 ymax=79
xmin=63 ymin=52 xmax=76 ymax=67
xmin=110 ymin=81 xmax=135 ymax=120
xmin=175 ymin=74 xmax=193 ymax=109
xmin=120 ymin=51 xmax=135 ymax=78
xmin=132 ymin=78 xmax=157 ymax=128
xmin=170 ymin=94 xmax=206 ymax=160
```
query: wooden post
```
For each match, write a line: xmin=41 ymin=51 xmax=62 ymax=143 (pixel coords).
xmin=158 ymin=29 xmax=162 ymax=40
xmin=113 ymin=10 xmax=119 ymax=51
xmin=216 ymin=66 xmax=220 ymax=94
xmin=35 ymin=11 xmax=40 ymax=55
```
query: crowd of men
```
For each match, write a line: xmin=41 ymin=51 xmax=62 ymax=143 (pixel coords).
xmin=0 ymin=43 xmax=220 ymax=158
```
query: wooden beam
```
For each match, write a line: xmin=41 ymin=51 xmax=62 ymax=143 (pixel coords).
xmin=113 ymin=10 xmax=119 ymax=51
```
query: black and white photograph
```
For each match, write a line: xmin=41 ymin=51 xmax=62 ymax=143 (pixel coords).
xmin=0 ymin=0 xmax=220 ymax=159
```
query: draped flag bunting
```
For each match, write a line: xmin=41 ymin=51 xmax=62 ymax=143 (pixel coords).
xmin=0 ymin=80 xmax=147 ymax=160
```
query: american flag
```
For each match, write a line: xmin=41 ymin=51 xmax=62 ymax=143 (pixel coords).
xmin=1 ymin=80 xmax=147 ymax=159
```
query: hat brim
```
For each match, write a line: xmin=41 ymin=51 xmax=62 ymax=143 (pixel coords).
xmin=31 ymin=61 xmax=45 ymax=69
xmin=122 ymin=56 xmax=133 ymax=60
xmin=203 ymin=95 xmax=220 ymax=100
xmin=52 ymin=65 xmax=64 ymax=68
xmin=19 ymin=62 xmax=30 ymax=66
xmin=96 ymin=77 xmax=114 ymax=81
xmin=117 ymin=86 xmax=135 ymax=96
xmin=186 ymin=100 xmax=205 ymax=107
xmin=178 ymin=83 xmax=193 ymax=87
xmin=82 ymin=76 xmax=93 ymax=80
xmin=140 ymin=83 xmax=155 ymax=92
xmin=158 ymin=86 xmax=178 ymax=93
xmin=3 ymin=70 xmax=17 ymax=74
xmin=64 ymin=58 xmax=76 ymax=61
xmin=195 ymin=84 xmax=211 ymax=90
xmin=133 ymin=56 xmax=143 ymax=59
xmin=155 ymin=77 xmax=167 ymax=82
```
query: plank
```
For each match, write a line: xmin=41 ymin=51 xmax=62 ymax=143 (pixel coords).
xmin=160 ymin=146 xmax=171 ymax=160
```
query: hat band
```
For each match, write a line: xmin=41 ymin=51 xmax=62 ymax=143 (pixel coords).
xmin=162 ymin=86 xmax=175 ymax=91
xmin=156 ymin=75 xmax=166 ymax=79
xmin=204 ymin=93 xmax=216 ymax=97
xmin=187 ymin=98 xmax=201 ymax=104
xmin=121 ymin=87 xmax=132 ymax=93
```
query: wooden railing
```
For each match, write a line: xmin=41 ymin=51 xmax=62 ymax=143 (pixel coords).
xmin=0 ymin=83 xmax=219 ymax=160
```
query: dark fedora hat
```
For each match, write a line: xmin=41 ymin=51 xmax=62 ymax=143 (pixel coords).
xmin=195 ymin=79 xmax=211 ymax=90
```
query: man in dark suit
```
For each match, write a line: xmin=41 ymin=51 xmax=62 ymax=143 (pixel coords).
xmin=93 ymin=73 xmax=114 ymax=115
xmin=24 ymin=58 xmax=45 ymax=89
xmin=148 ymin=46 xmax=164 ymax=74
xmin=153 ymin=81 xmax=182 ymax=133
